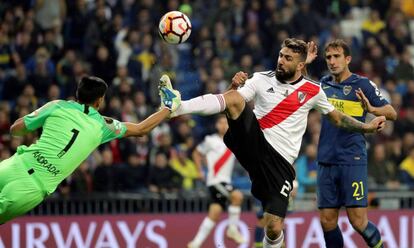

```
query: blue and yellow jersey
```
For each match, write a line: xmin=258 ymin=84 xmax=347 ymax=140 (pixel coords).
xmin=317 ymin=74 xmax=389 ymax=165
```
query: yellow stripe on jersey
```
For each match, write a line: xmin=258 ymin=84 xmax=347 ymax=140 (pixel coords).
xmin=328 ymin=98 xmax=364 ymax=117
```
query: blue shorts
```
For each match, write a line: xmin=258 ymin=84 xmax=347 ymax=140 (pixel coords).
xmin=317 ymin=163 xmax=368 ymax=208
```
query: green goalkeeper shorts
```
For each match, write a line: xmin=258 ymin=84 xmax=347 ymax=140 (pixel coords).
xmin=0 ymin=154 xmax=46 ymax=223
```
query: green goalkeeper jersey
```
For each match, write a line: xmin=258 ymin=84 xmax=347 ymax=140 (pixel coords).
xmin=16 ymin=100 xmax=127 ymax=195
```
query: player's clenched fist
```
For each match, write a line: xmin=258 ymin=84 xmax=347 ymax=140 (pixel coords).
xmin=366 ymin=116 xmax=386 ymax=133
xmin=230 ymin=71 xmax=248 ymax=90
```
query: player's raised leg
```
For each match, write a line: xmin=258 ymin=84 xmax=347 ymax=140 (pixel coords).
xmin=159 ymin=73 xmax=247 ymax=120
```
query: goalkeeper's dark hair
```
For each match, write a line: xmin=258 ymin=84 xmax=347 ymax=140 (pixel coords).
xmin=325 ymin=39 xmax=351 ymax=57
xmin=76 ymin=76 xmax=108 ymax=104
xmin=281 ymin=38 xmax=308 ymax=61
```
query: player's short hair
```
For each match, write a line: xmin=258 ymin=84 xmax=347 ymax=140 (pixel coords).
xmin=281 ymin=38 xmax=308 ymax=61
xmin=76 ymin=76 xmax=108 ymax=104
xmin=324 ymin=39 xmax=351 ymax=57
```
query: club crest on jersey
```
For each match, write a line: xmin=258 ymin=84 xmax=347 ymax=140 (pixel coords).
xmin=343 ymin=85 xmax=352 ymax=95
xmin=297 ymin=91 xmax=307 ymax=103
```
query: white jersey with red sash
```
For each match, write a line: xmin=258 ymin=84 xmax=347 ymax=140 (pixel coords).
xmin=238 ymin=71 xmax=335 ymax=164
xmin=196 ymin=134 xmax=236 ymax=186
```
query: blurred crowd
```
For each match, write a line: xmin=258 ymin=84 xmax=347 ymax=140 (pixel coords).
xmin=0 ymin=0 xmax=413 ymax=199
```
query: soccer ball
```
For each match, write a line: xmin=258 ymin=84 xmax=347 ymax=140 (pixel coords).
xmin=158 ymin=11 xmax=192 ymax=44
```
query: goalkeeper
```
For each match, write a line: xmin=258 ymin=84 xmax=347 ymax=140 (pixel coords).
xmin=0 ymin=75 xmax=181 ymax=223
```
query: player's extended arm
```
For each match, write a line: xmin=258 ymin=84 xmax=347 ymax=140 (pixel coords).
xmin=355 ymin=88 xmax=397 ymax=120
xmin=367 ymin=104 xmax=397 ymax=120
xmin=123 ymin=108 xmax=170 ymax=137
xmin=10 ymin=117 xmax=31 ymax=136
xmin=327 ymin=109 xmax=386 ymax=133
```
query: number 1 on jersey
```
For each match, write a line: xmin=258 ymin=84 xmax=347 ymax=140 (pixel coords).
xmin=57 ymin=128 xmax=79 ymax=158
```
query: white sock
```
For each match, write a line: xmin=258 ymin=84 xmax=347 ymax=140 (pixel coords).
xmin=175 ymin=94 xmax=226 ymax=116
xmin=263 ymin=231 xmax=284 ymax=248
xmin=228 ymin=205 xmax=241 ymax=229
xmin=192 ymin=217 xmax=216 ymax=246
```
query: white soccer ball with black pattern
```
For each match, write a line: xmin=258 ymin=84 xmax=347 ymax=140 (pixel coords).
xmin=158 ymin=11 xmax=192 ymax=44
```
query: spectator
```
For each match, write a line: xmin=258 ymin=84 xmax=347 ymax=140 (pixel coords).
xmin=149 ymin=53 xmax=176 ymax=105
xmin=25 ymin=47 xmax=55 ymax=98
xmin=34 ymin=0 xmax=66 ymax=30
xmin=119 ymin=154 xmax=148 ymax=193
xmin=65 ymin=0 xmax=88 ymax=49
xmin=83 ymin=5 xmax=112 ymax=58
xmin=150 ymin=130 xmax=174 ymax=162
xmin=0 ymin=30 xmax=16 ymax=73
xmin=69 ymin=161 xmax=93 ymax=195
xmin=361 ymin=9 xmax=385 ymax=39
xmin=91 ymin=45 xmax=116 ymax=85
xmin=402 ymin=80 xmax=414 ymax=108
xmin=368 ymin=143 xmax=400 ymax=190
xmin=121 ymin=99 xmax=138 ymax=123
xmin=56 ymin=49 xmax=77 ymax=89
xmin=399 ymin=147 xmax=414 ymax=188
xmin=65 ymin=60 xmax=86 ymax=98
xmin=42 ymin=28 xmax=62 ymax=62
xmin=133 ymin=91 xmax=154 ymax=120
xmin=170 ymin=144 xmax=200 ymax=190
xmin=295 ymin=143 xmax=317 ymax=198
xmin=0 ymin=109 xmax=10 ymax=144
xmin=291 ymin=0 xmax=323 ymax=39
xmin=112 ymin=66 xmax=134 ymax=88
xmin=148 ymin=152 xmax=182 ymax=193
xmin=394 ymin=52 xmax=414 ymax=83
xmin=2 ymin=63 xmax=28 ymax=100
xmin=0 ymin=0 xmax=412 ymax=202
xmin=93 ymin=149 xmax=119 ymax=193
xmin=236 ymin=32 xmax=264 ymax=66
xmin=14 ymin=32 xmax=36 ymax=64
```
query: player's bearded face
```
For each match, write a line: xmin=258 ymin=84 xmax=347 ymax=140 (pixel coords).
xmin=276 ymin=62 xmax=296 ymax=81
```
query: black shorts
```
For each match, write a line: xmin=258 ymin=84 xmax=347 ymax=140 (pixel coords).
xmin=224 ymin=106 xmax=295 ymax=218
xmin=208 ymin=183 xmax=233 ymax=209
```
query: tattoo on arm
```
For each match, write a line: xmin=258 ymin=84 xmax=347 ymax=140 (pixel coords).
xmin=334 ymin=112 xmax=366 ymax=133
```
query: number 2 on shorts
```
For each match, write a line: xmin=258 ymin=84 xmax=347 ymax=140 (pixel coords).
xmin=280 ymin=180 xmax=292 ymax=197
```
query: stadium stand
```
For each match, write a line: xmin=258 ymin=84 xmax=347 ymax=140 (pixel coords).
xmin=0 ymin=0 xmax=413 ymax=215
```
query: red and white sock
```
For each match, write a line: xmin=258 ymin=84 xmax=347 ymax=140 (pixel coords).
xmin=175 ymin=94 xmax=226 ymax=116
